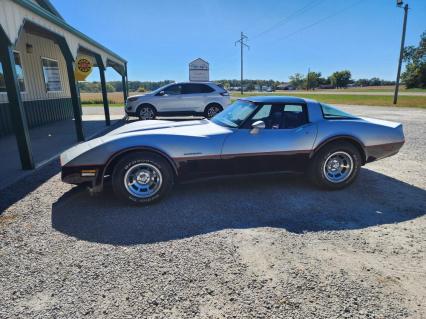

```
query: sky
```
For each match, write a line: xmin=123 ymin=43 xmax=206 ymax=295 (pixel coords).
xmin=52 ymin=0 xmax=426 ymax=82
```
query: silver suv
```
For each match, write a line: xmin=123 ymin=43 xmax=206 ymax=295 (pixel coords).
xmin=125 ymin=82 xmax=231 ymax=120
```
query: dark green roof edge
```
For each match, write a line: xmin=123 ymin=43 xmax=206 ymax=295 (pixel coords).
xmin=12 ymin=0 xmax=127 ymax=64
xmin=35 ymin=0 xmax=64 ymax=20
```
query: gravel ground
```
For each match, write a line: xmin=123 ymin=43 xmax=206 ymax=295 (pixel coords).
xmin=0 ymin=105 xmax=425 ymax=319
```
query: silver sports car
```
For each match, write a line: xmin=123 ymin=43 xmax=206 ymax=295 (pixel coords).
xmin=60 ymin=96 xmax=405 ymax=204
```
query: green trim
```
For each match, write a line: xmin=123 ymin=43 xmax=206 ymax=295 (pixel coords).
xmin=34 ymin=0 xmax=64 ymax=20
xmin=11 ymin=0 xmax=127 ymax=64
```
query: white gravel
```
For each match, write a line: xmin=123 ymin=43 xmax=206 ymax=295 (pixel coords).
xmin=0 ymin=105 xmax=425 ymax=319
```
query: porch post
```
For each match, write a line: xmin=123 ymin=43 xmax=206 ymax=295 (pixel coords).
xmin=0 ymin=31 xmax=34 ymax=169
xmin=57 ymin=38 xmax=84 ymax=141
xmin=122 ymin=63 xmax=128 ymax=102
xmin=98 ymin=65 xmax=110 ymax=126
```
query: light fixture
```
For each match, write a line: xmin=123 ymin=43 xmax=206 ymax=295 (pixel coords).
xmin=26 ymin=43 xmax=33 ymax=54
xmin=397 ymin=0 xmax=404 ymax=7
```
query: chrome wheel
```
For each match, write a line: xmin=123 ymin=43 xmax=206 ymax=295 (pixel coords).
xmin=139 ymin=106 xmax=155 ymax=120
xmin=124 ymin=163 xmax=163 ymax=198
xmin=206 ymin=106 xmax=221 ymax=118
xmin=323 ymin=151 xmax=354 ymax=183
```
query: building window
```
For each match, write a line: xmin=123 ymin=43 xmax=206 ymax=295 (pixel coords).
xmin=14 ymin=51 xmax=26 ymax=92
xmin=0 ymin=53 xmax=26 ymax=93
xmin=41 ymin=57 xmax=62 ymax=92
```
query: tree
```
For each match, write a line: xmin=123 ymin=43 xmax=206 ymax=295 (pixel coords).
xmin=105 ymin=83 xmax=115 ymax=92
xmin=401 ymin=31 xmax=426 ymax=89
xmin=329 ymin=70 xmax=352 ymax=88
xmin=306 ymin=71 xmax=321 ymax=90
xmin=289 ymin=73 xmax=305 ymax=89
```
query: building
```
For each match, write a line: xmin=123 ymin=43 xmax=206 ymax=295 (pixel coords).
xmin=0 ymin=0 xmax=128 ymax=170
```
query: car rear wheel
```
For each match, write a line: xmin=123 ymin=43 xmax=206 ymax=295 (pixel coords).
xmin=112 ymin=152 xmax=174 ymax=204
xmin=204 ymin=104 xmax=223 ymax=119
xmin=309 ymin=142 xmax=361 ymax=190
xmin=138 ymin=105 xmax=156 ymax=120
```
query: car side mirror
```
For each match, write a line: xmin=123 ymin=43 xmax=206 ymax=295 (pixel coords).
xmin=158 ymin=91 xmax=165 ymax=96
xmin=250 ymin=120 xmax=265 ymax=135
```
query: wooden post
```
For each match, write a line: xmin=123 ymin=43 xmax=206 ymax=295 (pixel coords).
xmin=0 ymin=30 xmax=34 ymax=169
xmin=57 ymin=38 xmax=84 ymax=141
xmin=99 ymin=66 xmax=110 ymax=126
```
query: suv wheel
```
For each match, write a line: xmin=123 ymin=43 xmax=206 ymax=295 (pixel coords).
xmin=204 ymin=104 xmax=223 ymax=119
xmin=309 ymin=142 xmax=361 ymax=190
xmin=138 ymin=105 xmax=156 ymax=120
xmin=112 ymin=152 xmax=174 ymax=204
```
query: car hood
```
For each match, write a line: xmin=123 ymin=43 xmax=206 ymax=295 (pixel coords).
xmin=130 ymin=92 xmax=155 ymax=99
xmin=105 ymin=119 xmax=209 ymax=136
xmin=60 ymin=120 xmax=230 ymax=166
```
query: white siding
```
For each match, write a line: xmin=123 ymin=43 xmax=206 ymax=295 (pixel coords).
xmin=0 ymin=31 xmax=71 ymax=103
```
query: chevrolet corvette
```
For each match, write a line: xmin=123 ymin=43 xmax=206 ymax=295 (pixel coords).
xmin=61 ymin=96 xmax=405 ymax=204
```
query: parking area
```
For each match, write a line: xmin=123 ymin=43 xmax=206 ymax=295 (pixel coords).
xmin=0 ymin=107 xmax=125 ymax=190
xmin=0 ymin=105 xmax=425 ymax=318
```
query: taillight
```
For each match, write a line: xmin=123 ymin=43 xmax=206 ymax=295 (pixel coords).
xmin=220 ymin=92 xmax=230 ymax=96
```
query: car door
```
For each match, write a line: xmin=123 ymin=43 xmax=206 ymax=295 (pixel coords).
xmin=180 ymin=83 xmax=205 ymax=112
xmin=156 ymin=84 xmax=183 ymax=112
xmin=221 ymin=103 xmax=317 ymax=174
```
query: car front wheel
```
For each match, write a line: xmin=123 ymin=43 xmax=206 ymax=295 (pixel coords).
xmin=112 ymin=152 xmax=174 ymax=204
xmin=309 ymin=142 xmax=361 ymax=190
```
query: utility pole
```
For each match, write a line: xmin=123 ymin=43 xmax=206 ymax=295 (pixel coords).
xmin=235 ymin=32 xmax=249 ymax=95
xmin=307 ymin=67 xmax=310 ymax=91
xmin=393 ymin=1 xmax=409 ymax=105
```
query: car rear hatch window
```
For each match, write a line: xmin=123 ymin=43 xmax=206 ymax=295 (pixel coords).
xmin=320 ymin=103 xmax=358 ymax=119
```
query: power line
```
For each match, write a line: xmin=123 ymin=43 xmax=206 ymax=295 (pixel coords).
xmin=276 ymin=0 xmax=366 ymax=42
xmin=235 ymin=32 xmax=250 ymax=94
xmin=251 ymin=0 xmax=324 ymax=40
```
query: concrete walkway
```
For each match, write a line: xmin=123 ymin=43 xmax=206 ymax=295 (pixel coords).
xmin=0 ymin=111 xmax=124 ymax=190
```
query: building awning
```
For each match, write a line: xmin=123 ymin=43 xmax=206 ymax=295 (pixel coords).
xmin=0 ymin=0 xmax=127 ymax=74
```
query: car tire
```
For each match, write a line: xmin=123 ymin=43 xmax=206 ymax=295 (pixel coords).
xmin=138 ymin=104 xmax=156 ymax=120
xmin=112 ymin=152 xmax=174 ymax=204
xmin=309 ymin=142 xmax=361 ymax=190
xmin=204 ymin=103 xmax=223 ymax=119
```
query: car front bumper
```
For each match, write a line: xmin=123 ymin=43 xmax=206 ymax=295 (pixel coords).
xmin=61 ymin=165 xmax=104 ymax=187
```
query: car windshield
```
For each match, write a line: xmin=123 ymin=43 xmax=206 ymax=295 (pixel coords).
xmin=320 ymin=103 xmax=358 ymax=119
xmin=211 ymin=100 xmax=258 ymax=128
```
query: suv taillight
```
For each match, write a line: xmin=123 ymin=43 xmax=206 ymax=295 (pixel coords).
xmin=220 ymin=92 xmax=230 ymax=96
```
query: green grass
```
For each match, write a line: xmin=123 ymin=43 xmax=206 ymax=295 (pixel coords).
xmin=231 ymin=93 xmax=426 ymax=108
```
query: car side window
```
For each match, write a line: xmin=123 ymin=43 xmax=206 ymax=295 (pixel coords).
xmin=243 ymin=104 xmax=308 ymax=129
xmin=164 ymin=84 xmax=181 ymax=95
xmin=181 ymin=84 xmax=214 ymax=94
xmin=283 ymin=104 xmax=307 ymax=129
xmin=181 ymin=84 xmax=198 ymax=94
xmin=200 ymin=84 xmax=214 ymax=93
xmin=243 ymin=104 xmax=272 ymax=128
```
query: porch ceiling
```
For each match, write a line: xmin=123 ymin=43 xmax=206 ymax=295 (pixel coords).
xmin=0 ymin=0 xmax=127 ymax=75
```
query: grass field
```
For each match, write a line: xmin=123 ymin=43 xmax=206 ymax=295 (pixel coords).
xmin=231 ymin=92 xmax=426 ymax=108
xmin=80 ymin=91 xmax=426 ymax=108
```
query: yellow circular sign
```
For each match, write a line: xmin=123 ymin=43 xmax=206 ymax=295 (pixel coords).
xmin=74 ymin=56 xmax=92 ymax=81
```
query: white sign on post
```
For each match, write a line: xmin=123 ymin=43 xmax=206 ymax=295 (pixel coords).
xmin=189 ymin=58 xmax=209 ymax=82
